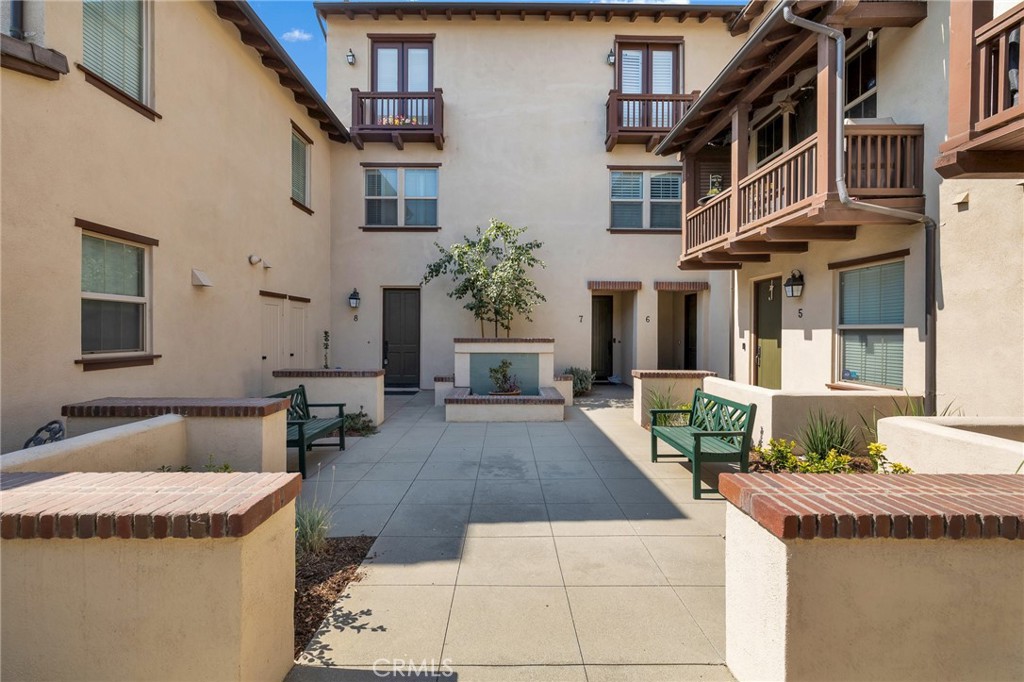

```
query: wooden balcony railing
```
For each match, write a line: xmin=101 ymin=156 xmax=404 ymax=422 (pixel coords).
xmin=845 ymin=124 xmax=926 ymax=196
xmin=605 ymin=91 xmax=695 ymax=150
xmin=350 ymin=89 xmax=444 ymax=150
xmin=975 ymin=5 xmax=1023 ymax=134
xmin=684 ymin=188 xmax=732 ymax=255
xmin=738 ymin=135 xmax=818 ymax=233
xmin=682 ymin=124 xmax=926 ymax=250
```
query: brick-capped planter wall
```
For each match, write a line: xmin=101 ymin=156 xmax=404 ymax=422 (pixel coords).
xmin=273 ymin=368 xmax=385 ymax=378
xmin=631 ymin=370 xmax=717 ymax=380
xmin=62 ymin=397 xmax=290 ymax=418
xmin=0 ymin=471 xmax=301 ymax=540
xmin=721 ymin=472 xmax=1024 ymax=540
xmin=452 ymin=337 xmax=554 ymax=343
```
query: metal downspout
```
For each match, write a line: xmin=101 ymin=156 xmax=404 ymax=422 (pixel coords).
xmin=783 ymin=8 xmax=938 ymax=415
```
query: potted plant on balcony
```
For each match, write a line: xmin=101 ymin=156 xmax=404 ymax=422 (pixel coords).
xmin=488 ymin=360 xmax=521 ymax=396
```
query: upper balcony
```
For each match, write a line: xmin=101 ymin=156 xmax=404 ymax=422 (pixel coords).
xmin=605 ymin=91 xmax=696 ymax=151
xmin=682 ymin=125 xmax=925 ymax=267
xmin=936 ymin=2 xmax=1023 ymax=177
xmin=349 ymin=89 xmax=444 ymax=151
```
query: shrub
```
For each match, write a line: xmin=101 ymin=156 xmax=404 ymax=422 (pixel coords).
xmin=859 ymin=392 xmax=962 ymax=442
xmin=158 ymin=455 xmax=232 ymax=473
xmin=344 ymin=410 xmax=378 ymax=437
xmin=563 ymin=366 xmax=595 ymax=397
xmin=796 ymin=449 xmax=854 ymax=474
xmin=296 ymin=464 xmax=335 ymax=557
xmin=754 ymin=438 xmax=798 ymax=472
xmin=866 ymin=441 xmax=913 ymax=474
xmin=646 ymin=385 xmax=691 ymax=426
xmin=488 ymin=359 xmax=520 ymax=393
xmin=797 ymin=410 xmax=857 ymax=457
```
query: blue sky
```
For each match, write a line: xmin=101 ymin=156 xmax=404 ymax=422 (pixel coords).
xmin=251 ymin=0 xmax=740 ymax=96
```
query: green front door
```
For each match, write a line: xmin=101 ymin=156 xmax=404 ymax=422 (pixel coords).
xmin=754 ymin=277 xmax=782 ymax=389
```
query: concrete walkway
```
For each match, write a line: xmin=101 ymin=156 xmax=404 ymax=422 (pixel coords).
xmin=289 ymin=386 xmax=733 ymax=681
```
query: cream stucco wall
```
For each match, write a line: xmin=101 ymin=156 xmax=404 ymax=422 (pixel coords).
xmin=0 ymin=414 xmax=188 ymax=473
xmin=878 ymin=416 xmax=1024 ymax=474
xmin=325 ymin=15 xmax=739 ymax=388
xmin=726 ymin=504 xmax=1024 ymax=682
xmin=0 ymin=500 xmax=296 ymax=682
xmin=0 ymin=1 xmax=339 ymax=452
xmin=935 ymin=178 xmax=1024 ymax=417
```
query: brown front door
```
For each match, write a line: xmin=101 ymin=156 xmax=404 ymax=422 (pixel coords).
xmin=383 ymin=289 xmax=420 ymax=388
xmin=754 ymin=278 xmax=782 ymax=389
xmin=592 ymin=296 xmax=614 ymax=380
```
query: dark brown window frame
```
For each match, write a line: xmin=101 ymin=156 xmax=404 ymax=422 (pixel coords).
xmin=76 ymin=63 xmax=161 ymax=121
xmin=614 ymin=37 xmax=684 ymax=94
xmin=1 ymin=33 xmax=69 ymax=81
xmin=827 ymin=249 xmax=910 ymax=271
xmin=370 ymin=35 xmax=435 ymax=93
xmin=75 ymin=218 xmax=159 ymax=370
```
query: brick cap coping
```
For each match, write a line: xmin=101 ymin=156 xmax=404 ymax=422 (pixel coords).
xmin=434 ymin=375 xmax=455 ymax=383
xmin=445 ymin=387 xmax=565 ymax=405
xmin=720 ymin=473 xmax=1024 ymax=541
xmin=0 ymin=471 xmax=301 ymax=540
xmin=273 ymin=368 xmax=385 ymax=378
xmin=654 ymin=280 xmax=711 ymax=292
xmin=62 ymin=397 xmax=290 ymax=418
xmin=587 ymin=280 xmax=642 ymax=291
xmin=453 ymin=337 xmax=555 ymax=343
xmin=631 ymin=370 xmax=718 ymax=379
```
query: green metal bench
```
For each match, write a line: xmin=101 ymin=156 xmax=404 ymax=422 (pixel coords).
xmin=650 ymin=388 xmax=757 ymax=500
xmin=266 ymin=384 xmax=345 ymax=479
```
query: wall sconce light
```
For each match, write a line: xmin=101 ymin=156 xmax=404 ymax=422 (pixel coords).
xmin=606 ymin=48 xmax=616 ymax=66
xmin=248 ymin=254 xmax=262 ymax=266
xmin=346 ymin=49 xmax=356 ymax=66
xmin=348 ymin=288 xmax=361 ymax=308
xmin=262 ymin=260 xmax=272 ymax=269
xmin=784 ymin=270 xmax=805 ymax=298
xmin=191 ymin=269 xmax=213 ymax=287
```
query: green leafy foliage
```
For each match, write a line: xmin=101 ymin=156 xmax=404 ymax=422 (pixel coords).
xmin=422 ymin=219 xmax=546 ymax=337
xmin=563 ymin=366 xmax=596 ymax=397
xmin=646 ymin=385 xmax=691 ymax=426
xmin=488 ymin=359 xmax=521 ymax=393
xmin=343 ymin=410 xmax=378 ymax=437
xmin=797 ymin=410 xmax=858 ymax=457
xmin=754 ymin=438 xmax=799 ymax=472
xmin=866 ymin=441 xmax=913 ymax=474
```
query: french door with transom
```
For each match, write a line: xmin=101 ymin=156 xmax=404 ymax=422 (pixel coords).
xmin=617 ymin=42 xmax=680 ymax=128
xmin=372 ymin=40 xmax=433 ymax=124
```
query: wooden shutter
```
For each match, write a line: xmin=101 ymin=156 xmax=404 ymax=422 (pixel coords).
xmin=291 ymin=132 xmax=307 ymax=203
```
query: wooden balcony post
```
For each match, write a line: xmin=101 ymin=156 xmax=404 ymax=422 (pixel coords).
xmin=729 ymin=103 xmax=750 ymax=236
xmin=816 ymin=32 xmax=838 ymax=196
xmin=681 ymin=152 xmax=696 ymax=255
xmin=943 ymin=1 xmax=993 ymax=149
xmin=350 ymin=88 xmax=361 ymax=126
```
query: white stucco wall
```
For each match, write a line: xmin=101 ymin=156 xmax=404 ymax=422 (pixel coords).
xmin=325 ymin=15 xmax=740 ymax=388
xmin=0 ymin=2 xmax=338 ymax=452
xmin=878 ymin=416 xmax=1024 ymax=474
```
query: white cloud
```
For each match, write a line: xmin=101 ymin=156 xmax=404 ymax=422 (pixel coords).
xmin=281 ymin=28 xmax=312 ymax=43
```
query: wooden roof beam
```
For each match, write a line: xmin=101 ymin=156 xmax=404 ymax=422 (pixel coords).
xmin=655 ymin=11 xmax=665 ymax=23
xmin=701 ymin=252 xmax=771 ymax=263
xmin=727 ymin=241 xmax=809 ymax=254
xmin=698 ymin=12 xmax=711 ymax=23
xmin=630 ymin=11 xmax=640 ymax=23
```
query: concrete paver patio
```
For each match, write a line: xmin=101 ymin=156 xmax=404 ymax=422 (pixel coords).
xmin=288 ymin=386 xmax=734 ymax=681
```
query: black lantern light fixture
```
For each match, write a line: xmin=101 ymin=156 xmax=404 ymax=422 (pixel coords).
xmin=606 ymin=48 xmax=615 ymax=66
xmin=346 ymin=48 xmax=356 ymax=66
xmin=348 ymin=288 xmax=361 ymax=308
xmin=783 ymin=270 xmax=805 ymax=298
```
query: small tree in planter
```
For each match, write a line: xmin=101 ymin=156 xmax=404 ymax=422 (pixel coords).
xmin=488 ymin=359 xmax=521 ymax=396
xmin=422 ymin=219 xmax=546 ymax=337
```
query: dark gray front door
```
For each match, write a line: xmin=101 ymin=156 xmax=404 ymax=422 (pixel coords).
xmin=591 ymin=296 xmax=613 ymax=380
xmin=383 ymin=289 xmax=420 ymax=387
xmin=684 ymin=293 xmax=698 ymax=370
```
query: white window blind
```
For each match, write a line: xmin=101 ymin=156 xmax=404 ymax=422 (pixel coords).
xmin=619 ymin=49 xmax=643 ymax=94
xmin=81 ymin=234 xmax=147 ymax=353
xmin=838 ymin=261 xmax=905 ymax=387
xmin=610 ymin=171 xmax=681 ymax=230
xmin=83 ymin=0 xmax=144 ymax=101
xmin=365 ymin=168 xmax=437 ymax=227
xmin=291 ymin=132 xmax=308 ymax=204
xmin=610 ymin=171 xmax=643 ymax=228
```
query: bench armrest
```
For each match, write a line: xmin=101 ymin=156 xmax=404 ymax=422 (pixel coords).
xmin=306 ymin=402 xmax=346 ymax=419
xmin=650 ymin=408 xmax=693 ymax=415
xmin=692 ymin=430 xmax=746 ymax=439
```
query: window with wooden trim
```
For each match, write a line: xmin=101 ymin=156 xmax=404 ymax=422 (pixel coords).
xmin=291 ymin=130 xmax=310 ymax=205
xmin=365 ymin=167 xmax=438 ymax=227
xmin=610 ymin=170 xmax=681 ymax=229
xmin=837 ymin=260 xmax=904 ymax=388
xmin=81 ymin=232 xmax=149 ymax=354
xmin=82 ymin=0 xmax=148 ymax=102
xmin=845 ymin=41 xmax=877 ymax=118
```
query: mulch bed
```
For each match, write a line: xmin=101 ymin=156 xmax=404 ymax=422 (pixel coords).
xmin=294 ymin=535 xmax=376 ymax=659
